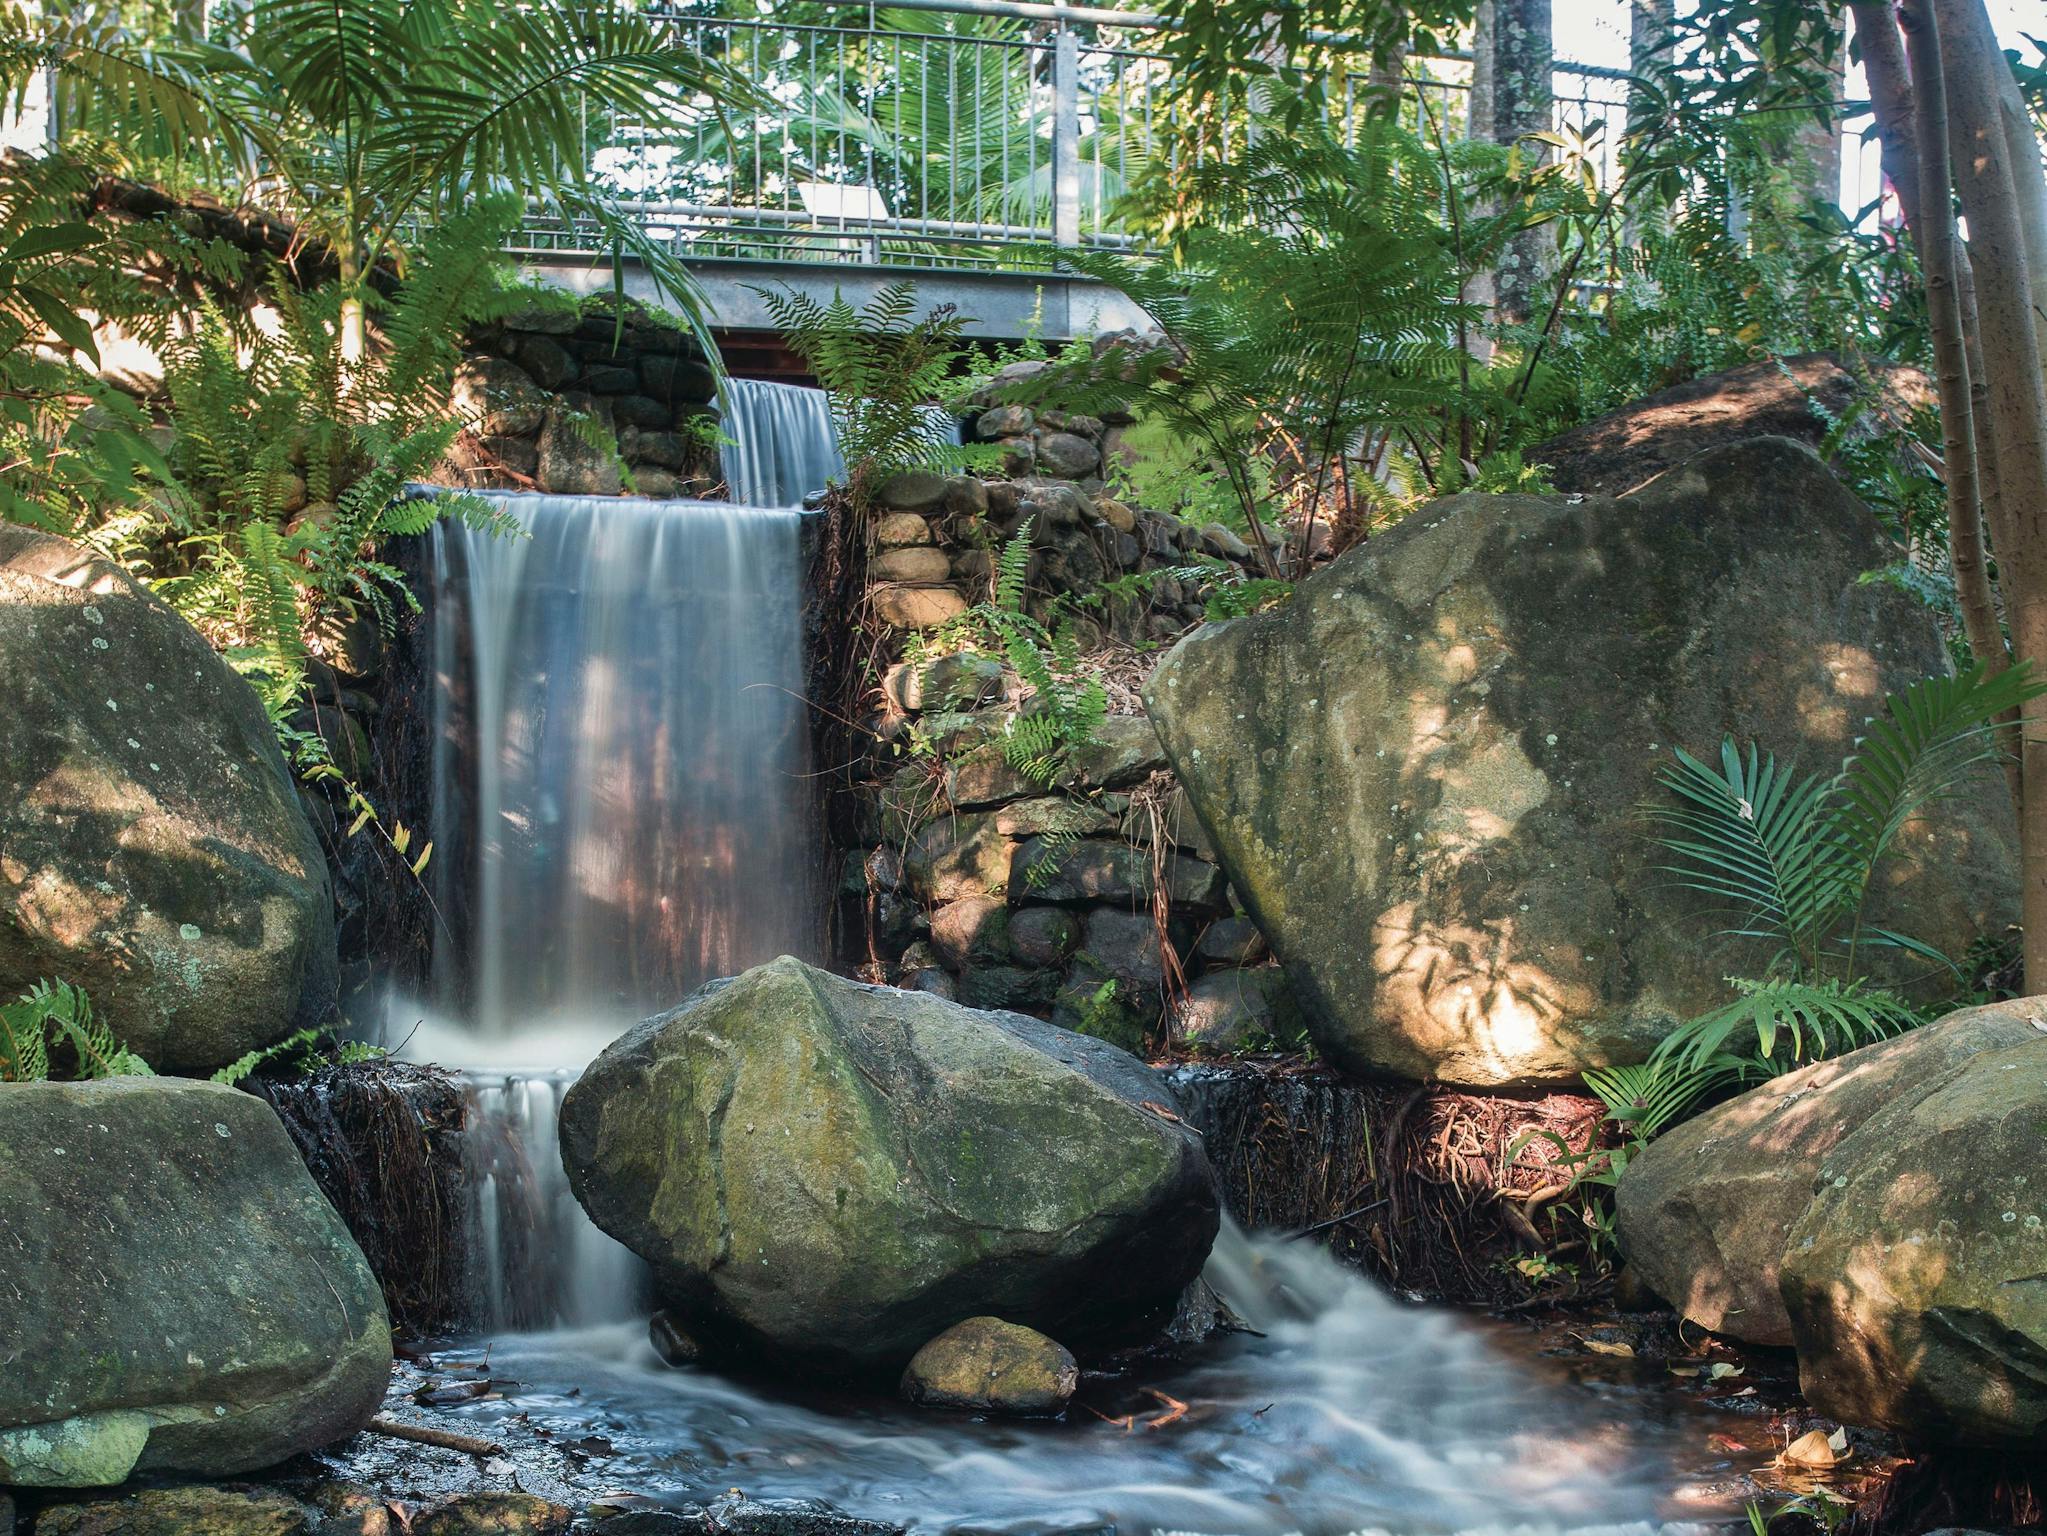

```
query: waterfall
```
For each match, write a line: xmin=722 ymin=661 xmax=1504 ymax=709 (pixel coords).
xmin=395 ymin=387 xmax=835 ymax=1330
xmin=717 ymin=378 xmax=842 ymax=508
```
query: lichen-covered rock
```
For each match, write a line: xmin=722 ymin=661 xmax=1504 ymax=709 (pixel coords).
xmin=1780 ymin=1028 xmax=2047 ymax=1444
xmin=1614 ymin=1000 xmax=2045 ymax=1344
xmin=903 ymin=813 xmax=1014 ymax=901
xmin=1033 ymin=431 xmax=1101 ymax=480
xmin=536 ymin=399 xmax=623 ymax=495
xmin=899 ymin=1317 xmax=1078 ymax=1415
xmin=559 ymin=957 xmax=1218 ymax=1372
xmin=868 ymin=546 xmax=952 ymax=585
xmin=1144 ymin=439 xmax=2017 ymax=1086
xmin=871 ymin=585 xmax=968 ymax=630
xmin=1532 ymin=354 xmax=1931 ymax=498
xmin=1172 ymin=967 xmax=1297 ymax=1051
xmin=0 ymin=1078 xmax=391 ymax=1485
xmin=0 ymin=527 xmax=336 ymax=1074
xmin=450 ymin=355 xmax=547 ymax=436
xmin=877 ymin=469 xmax=950 ymax=512
xmin=411 ymin=1494 xmax=572 ymax=1536
xmin=32 ymin=1485 xmax=312 ymax=1536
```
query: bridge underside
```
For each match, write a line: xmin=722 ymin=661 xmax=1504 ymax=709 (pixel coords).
xmin=525 ymin=256 xmax=1149 ymax=377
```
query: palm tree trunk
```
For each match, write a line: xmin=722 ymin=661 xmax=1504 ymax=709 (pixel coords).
xmin=1901 ymin=0 xmax=2018 ymax=811
xmin=1931 ymin=0 xmax=2047 ymax=989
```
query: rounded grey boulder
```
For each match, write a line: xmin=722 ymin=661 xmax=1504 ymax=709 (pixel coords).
xmin=559 ymin=956 xmax=1219 ymax=1373
xmin=0 ymin=1077 xmax=391 ymax=1485
xmin=0 ymin=527 xmax=337 ymax=1075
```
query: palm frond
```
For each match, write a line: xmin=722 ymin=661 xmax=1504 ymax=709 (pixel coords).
xmin=1650 ymin=976 xmax=1920 ymax=1075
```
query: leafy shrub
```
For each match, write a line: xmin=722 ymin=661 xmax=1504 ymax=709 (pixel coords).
xmin=1648 ymin=661 xmax=2042 ymax=1080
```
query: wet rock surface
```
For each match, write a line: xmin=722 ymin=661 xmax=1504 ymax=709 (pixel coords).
xmin=898 ymin=1318 xmax=1079 ymax=1416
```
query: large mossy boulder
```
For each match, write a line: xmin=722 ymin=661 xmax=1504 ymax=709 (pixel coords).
xmin=1616 ymin=1000 xmax=2047 ymax=1445
xmin=559 ymin=956 xmax=1219 ymax=1373
xmin=0 ymin=1077 xmax=392 ymax=1485
xmin=1144 ymin=438 xmax=2016 ymax=1086
xmin=1613 ymin=1000 xmax=2046 ymax=1345
xmin=0 ymin=527 xmax=337 ymax=1075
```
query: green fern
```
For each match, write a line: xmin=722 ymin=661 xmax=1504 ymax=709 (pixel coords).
xmin=1655 ymin=977 xmax=1922 ymax=1077
xmin=0 ymin=980 xmax=152 ymax=1082
xmin=753 ymin=280 xmax=989 ymax=512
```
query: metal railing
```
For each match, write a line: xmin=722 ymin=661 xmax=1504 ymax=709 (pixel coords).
xmin=512 ymin=0 xmax=1881 ymax=273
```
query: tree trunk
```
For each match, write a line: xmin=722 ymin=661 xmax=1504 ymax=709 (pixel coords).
xmin=1901 ymin=1 xmax=2018 ymax=809
xmin=1849 ymin=0 xmax=1922 ymax=229
xmin=1932 ymin=0 xmax=2047 ymax=990
xmin=1931 ymin=0 xmax=2047 ymax=370
xmin=1784 ymin=16 xmax=1849 ymax=212
xmin=1623 ymin=0 xmax=1675 ymax=244
xmin=1485 ymin=0 xmax=1551 ymax=326
xmin=1463 ymin=2 xmax=1499 ymax=359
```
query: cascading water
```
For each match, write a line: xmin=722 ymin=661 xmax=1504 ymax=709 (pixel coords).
xmin=369 ymin=378 xmax=1747 ymax=1531
xmin=717 ymin=377 xmax=844 ymax=508
xmin=395 ymin=419 xmax=825 ymax=1326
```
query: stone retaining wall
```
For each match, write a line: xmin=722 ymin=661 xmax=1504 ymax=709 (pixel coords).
xmin=835 ymin=370 xmax=1296 ymax=1051
xmin=437 ymin=302 xmax=722 ymax=496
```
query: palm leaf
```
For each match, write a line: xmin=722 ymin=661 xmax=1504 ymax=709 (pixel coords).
xmin=1651 ymin=739 xmax=1844 ymax=957
xmin=1650 ymin=976 xmax=1920 ymax=1075
xmin=1831 ymin=661 xmax=2043 ymax=913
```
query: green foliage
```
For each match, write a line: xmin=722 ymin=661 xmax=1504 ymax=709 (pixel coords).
xmin=1658 ymin=976 xmax=1924 ymax=1078
xmin=976 ymin=523 xmax=1108 ymax=788
xmin=3 ymin=0 xmax=749 ymax=346
xmin=85 ymin=210 xmax=522 ymax=721
xmin=1631 ymin=661 xmax=2046 ymax=1104
xmin=0 ymin=151 xmax=189 ymax=537
xmin=0 ymin=981 xmax=152 ymax=1082
xmin=211 ymin=1025 xmax=385 ymax=1086
xmin=1653 ymin=663 xmax=2042 ymax=984
xmin=753 ymin=280 xmax=985 ymax=512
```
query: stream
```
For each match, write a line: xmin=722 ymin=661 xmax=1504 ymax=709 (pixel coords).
xmin=352 ymin=1220 xmax=1765 ymax=1536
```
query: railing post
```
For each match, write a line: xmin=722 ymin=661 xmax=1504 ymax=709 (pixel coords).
xmin=1051 ymin=17 xmax=1082 ymax=248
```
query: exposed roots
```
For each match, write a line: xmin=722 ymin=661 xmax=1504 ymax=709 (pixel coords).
xmin=257 ymin=1058 xmax=468 ymax=1334
xmin=1843 ymin=1449 xmax=2043 ymax=1536
xmin=1169 ymin=1056 xmax=1608 ymax=1305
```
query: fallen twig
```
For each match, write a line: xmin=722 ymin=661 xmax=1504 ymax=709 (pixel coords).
xmin=366 ymin=1417 xmax=503 ymax=1457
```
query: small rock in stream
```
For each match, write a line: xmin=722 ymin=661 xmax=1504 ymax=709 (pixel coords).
xmin=650 ymin=1310 xmax=703 ymax=1367
xmin=900 ymin=1317 xmax=1078 ymax=1416
xmin=411 ymin=1491 xmax=571 ymax=1535
xmin=705 ymin=1496 xmax=905 ymax=1536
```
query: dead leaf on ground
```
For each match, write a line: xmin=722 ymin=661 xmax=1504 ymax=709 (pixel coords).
xmin=1777 ymin=1428 xmax=1844 ymax=1470
xmin=1580 ymin=1338 xmax=1635 ymax=1358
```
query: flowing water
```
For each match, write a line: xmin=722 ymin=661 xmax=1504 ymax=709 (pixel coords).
xmin=392 ymin=469 xmax=822 ymax=1326
xmin=396 ymin=1219 xmax=1757 ymax=1534
xmin=717 ymin=376 xmax=844 ymax=508
xmin=380 ymin=383 xmax=1755 ymax=1530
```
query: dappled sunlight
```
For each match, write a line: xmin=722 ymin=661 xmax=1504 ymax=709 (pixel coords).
xmin=1370 ymin=902 xmax=1592 ymax=1079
